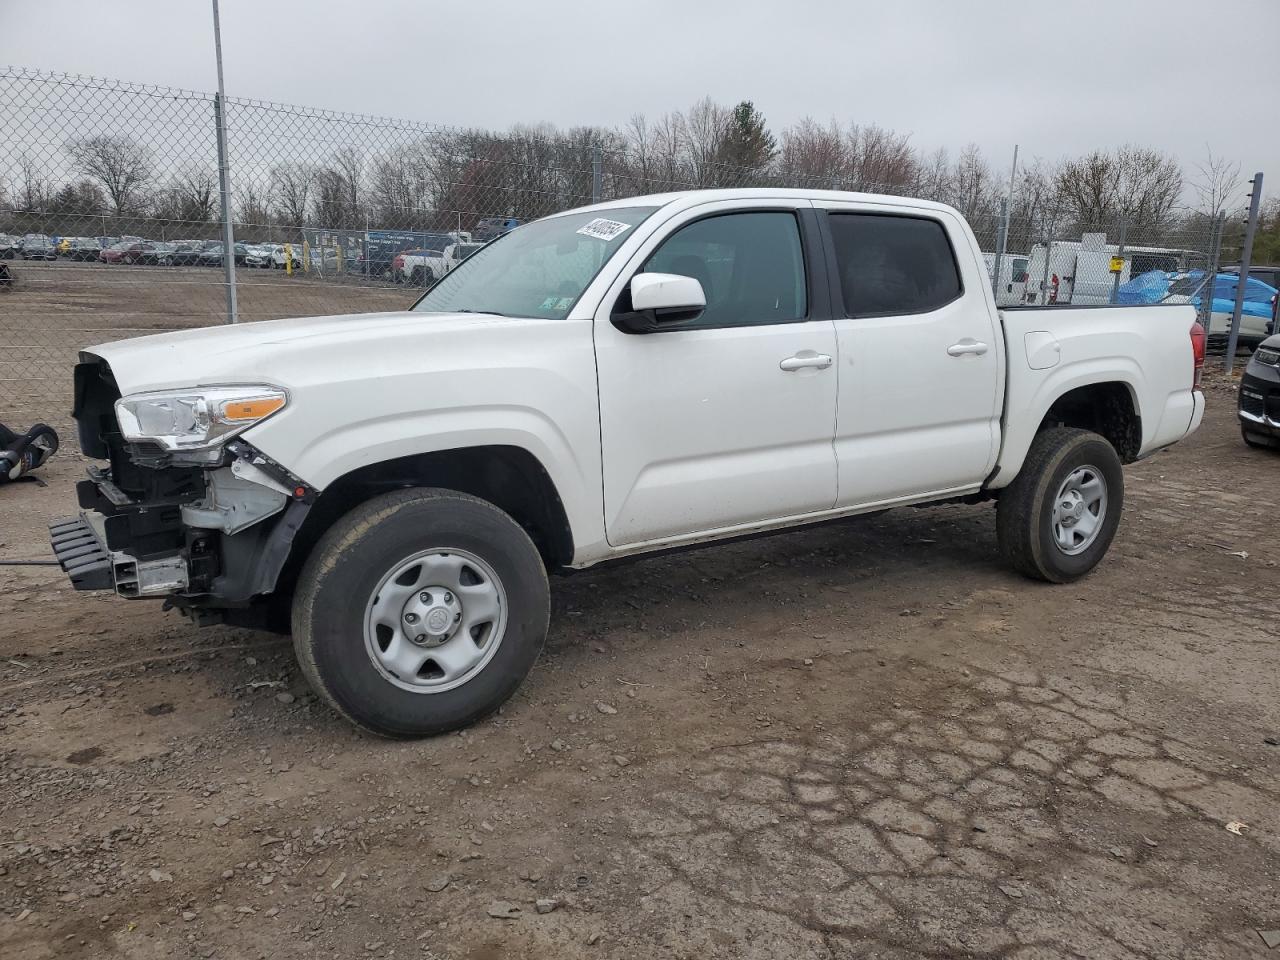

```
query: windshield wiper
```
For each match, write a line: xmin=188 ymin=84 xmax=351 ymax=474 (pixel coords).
xmin=456 ymin=309 xmax=509 ymax=318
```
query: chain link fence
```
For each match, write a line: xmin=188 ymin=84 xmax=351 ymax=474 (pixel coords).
xmin=0 ymin=66 xmax=1244 ymax=427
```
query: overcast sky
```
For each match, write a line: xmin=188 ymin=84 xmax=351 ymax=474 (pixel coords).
xmin=3 ymin=0 xmax=1276 ymax=199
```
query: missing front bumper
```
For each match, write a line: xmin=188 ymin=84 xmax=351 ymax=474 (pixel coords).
xmin=49 ymin=512 xmax=191 ymax=597
xmin=49 ymin=514 xmax=113 ymax=591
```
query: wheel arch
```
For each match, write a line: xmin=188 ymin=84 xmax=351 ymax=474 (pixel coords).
xmin=1038 ymin=380 xmax=1142 ymax=462
xmin=273 ymin=444 xmax=575 ymax=604
xmin=992 ymin=368 xmax=1145 ymax=489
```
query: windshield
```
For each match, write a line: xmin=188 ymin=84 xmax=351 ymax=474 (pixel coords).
xmin=412 ymin=207 xmax=658 ymax=320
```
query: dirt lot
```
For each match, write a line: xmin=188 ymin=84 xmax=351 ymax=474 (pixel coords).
xmin=0 ymin=259 xmax=411 ymax=426
xmin=1 ymin=375 xmax=1279 ymax=960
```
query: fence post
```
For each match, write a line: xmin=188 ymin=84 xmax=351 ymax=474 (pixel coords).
xmin=1225 ymin=172 xmax=1264 ymax=375
xmin=211 ymin=0 xmax=238 ymax=324
xmin=1109 ymin=220 xmax=1127 ymax=304
xmin=591 ymin=144 xmax=603 ymax=204
xmin=991 ymin=197 xmax=1009 ymax=301
xmin=1037 ymin=217 xmax=1052 ymax=306
xmin=1200 ymin=213 xmax=1224 ymax=331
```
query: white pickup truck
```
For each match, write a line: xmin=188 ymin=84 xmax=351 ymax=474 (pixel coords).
xmin=395 ymin=240 xmax=485 ymax=285
xmin=53 ymin=188 xmax=1206 ymax=737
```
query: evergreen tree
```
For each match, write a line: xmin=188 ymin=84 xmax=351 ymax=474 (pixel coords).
xmin=717 ymin=101 xmax=777 ymax=176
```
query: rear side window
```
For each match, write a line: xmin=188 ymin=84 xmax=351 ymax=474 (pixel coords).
xmin=828 ymin=213 xmax=962 ymax=317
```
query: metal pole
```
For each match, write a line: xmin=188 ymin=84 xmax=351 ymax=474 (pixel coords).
xmin=1109 ymin=220 xmax=1127 ymax=304
xmin=1006 ymin=144 xmax=1019 ymax=207
xmin=211 ymin=0 xmax=238 ymax=323
xmin=1225 ymin=172 xmax=1263 ymax=374
xmin=991 ymin=197 xmax=1008 ymax=302
xmin=591 ymin=144 xmax=603 ymax=203
xmin=1038 ymin=216 xmax=1052 ymax=306
xmin=1199 ymin=213 xmax=1224 ymax=331
xmin=994 ymin=144 xmax=1017 ymax=300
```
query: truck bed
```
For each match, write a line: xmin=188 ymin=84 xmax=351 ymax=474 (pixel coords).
xmin=992 ymin=303 xmax=1204 ymax=487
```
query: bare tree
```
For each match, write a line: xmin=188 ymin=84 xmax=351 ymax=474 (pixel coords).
xmin=1007 ymin=157 xmax=1059 ymax=249
xmin=620 ymin=114 xmax=659 ymax=189
xmin=236 ymin=178 xmax=273 ymax=234
xmin=846 ymin=124 xmax=915 ymax=193
xmin=1053 ymin=150 xmax=1118 ymax=227
xmin=911 ymin=147 xmax=953 ymax=202
xmin=64 ymin=134 xmax=154 ymax=215
xmin=314 ymin=146 xmax=365 ymax=228
xmin=778 ymin=118 xmax=846 ymax=188
xmin=169 ymin=166 xmax=217 ymax=224
xmin=17 ymin=153 xmax=53 ymax=212
xmin=1054 ymin=146 xmax=1182 ymax=232
xmin=1192 ymin=147 xmax=1241 ymax=219
xmin=271 ymin=162 xmax=316 ymax=229
xmin=370 ymin=145 xmax=431 ymax=228
xmin=949 ymin=144 xmax=998 ymax=220
xmin=683 ymin=97 xmax=731 ymax=187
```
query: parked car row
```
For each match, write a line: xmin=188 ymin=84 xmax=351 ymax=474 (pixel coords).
xmin=0 ymin=233 xmax=62 ymax=260
xmin=0 ymin=233 xmax=307 ymax=270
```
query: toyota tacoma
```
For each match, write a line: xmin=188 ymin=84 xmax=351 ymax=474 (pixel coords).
xmin=51 ymin=189 xmax=1206 ymax=737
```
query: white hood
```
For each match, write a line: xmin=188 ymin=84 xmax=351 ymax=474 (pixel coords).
xmin=88 ymin=311 xmax=498 ymax=394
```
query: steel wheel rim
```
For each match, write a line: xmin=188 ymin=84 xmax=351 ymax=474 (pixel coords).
xmin=1051 ymin=465 xmax=1107 ymax=556
xmin=363 ymin=547 xmax=507 ymax=694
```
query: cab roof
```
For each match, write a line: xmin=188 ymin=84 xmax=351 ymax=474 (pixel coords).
xmin=567 ymin=187 xmax=961 ymax=219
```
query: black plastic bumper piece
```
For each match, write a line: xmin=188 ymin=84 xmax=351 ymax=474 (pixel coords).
xmin=49 ymin=514 xmax=114 ymax=591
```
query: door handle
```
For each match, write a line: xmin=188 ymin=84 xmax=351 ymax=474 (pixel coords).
xmin=779 ymin=353 xmax=833 ymax=371
xmin=947 ymin=340 xmax=989 ymax=357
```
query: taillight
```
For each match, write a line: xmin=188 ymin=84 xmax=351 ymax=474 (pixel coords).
xmin=1190 ymin=320 xmax=1206 ymax=388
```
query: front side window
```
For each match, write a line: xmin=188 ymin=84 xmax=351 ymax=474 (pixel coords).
xmin=829 ymin=213 xmax=962 ymax=317
xmin=413 ymin=206 xmax=656 ymax=320
xmin=640 ymin=211 xmax=807 ymax=328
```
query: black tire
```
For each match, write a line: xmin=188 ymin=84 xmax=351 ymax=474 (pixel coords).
xmin=292 ymin=488 xmax=549 ymax=738
xmin=1242 ymin=426 xmax=1279 ymax=450
xmin=409 ymin=266 xmax=424 ymax=285
xmin=996 ymin=427 xmax=1124 ymax=583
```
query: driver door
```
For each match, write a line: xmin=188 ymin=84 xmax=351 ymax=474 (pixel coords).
xmin=593 ymin=200 xmax=839 ymax=547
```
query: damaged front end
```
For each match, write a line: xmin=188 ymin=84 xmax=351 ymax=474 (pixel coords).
xmin=49 ymin=354 xmax=313 ymax=623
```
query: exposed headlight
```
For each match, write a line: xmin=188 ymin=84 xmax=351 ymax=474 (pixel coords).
xmin=115 ymin=386 xmax=287 ymax=451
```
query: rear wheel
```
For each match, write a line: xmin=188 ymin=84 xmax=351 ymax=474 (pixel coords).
xmin=292 ymin=488 xmax=549 ymax=738
xmin=997 ymin=427 xmax=1124 ymax=583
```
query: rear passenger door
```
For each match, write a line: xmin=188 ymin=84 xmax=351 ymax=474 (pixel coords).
xmin=814 ymin=203 xmax=1002 ymax=507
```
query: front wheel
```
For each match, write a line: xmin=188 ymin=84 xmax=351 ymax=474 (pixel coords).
xmin=292 ymin=488 xmax=550 ymax=738
xmin=996 ymin=427 xmax=1124 ymax=583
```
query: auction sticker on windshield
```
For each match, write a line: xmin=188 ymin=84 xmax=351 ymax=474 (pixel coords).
xmin=576 ymin=218 xmax=632 ymax=242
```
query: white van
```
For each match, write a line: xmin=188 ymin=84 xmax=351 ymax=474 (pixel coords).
xmin=983 ymin=252 xmax=1030 ymax=307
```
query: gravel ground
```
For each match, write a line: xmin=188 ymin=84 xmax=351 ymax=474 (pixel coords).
xmin=1 ymin=375 xmax=1278 ymax=960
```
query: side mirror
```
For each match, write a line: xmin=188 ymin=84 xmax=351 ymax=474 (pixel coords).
xmin=613 ymin=272 xmax=706 ymax=334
